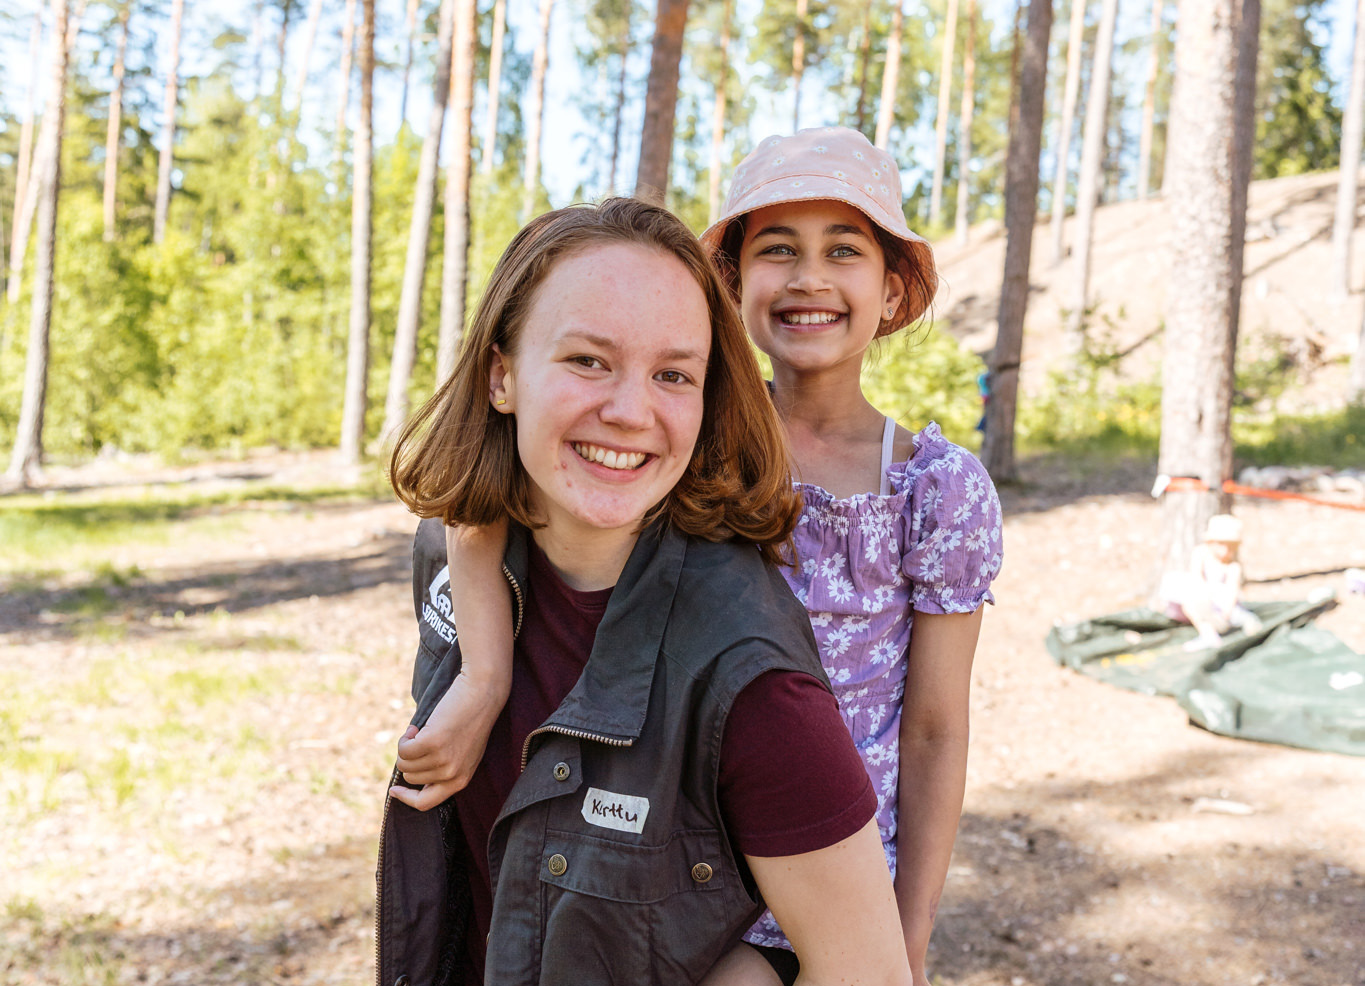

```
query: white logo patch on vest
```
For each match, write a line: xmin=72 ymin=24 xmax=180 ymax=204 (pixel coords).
xmin=581 ymin=787 xmax=649 ymax=834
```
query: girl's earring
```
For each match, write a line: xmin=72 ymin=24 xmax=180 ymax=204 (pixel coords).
xmin=885 ymin=307 xmax=894 ymax=318
xmin=495 ymin=399 xmax=507 ymax=406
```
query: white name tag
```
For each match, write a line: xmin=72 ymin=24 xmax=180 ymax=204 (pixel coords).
xmin=581 ymin=787 xmax=650 ymax=834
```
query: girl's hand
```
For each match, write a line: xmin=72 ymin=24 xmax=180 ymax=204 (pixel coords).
xmin=390 ymin=665 xmax=510 ymax=811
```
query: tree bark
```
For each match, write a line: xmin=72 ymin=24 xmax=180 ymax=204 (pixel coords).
xmin=930 ymin=0 xmax=960 ymax=226
xmin=635 ymin=0 xmax=691 ymax=204
xmin=153 ymin=0 xmax=186 ymax=244
xmin=708 ymin=0 xmax=733 ymax=225
xmin=981 ymin=0 xmax=1053 ymax=482
xmin=382 ymin=0 xmax=455 ymax=443
xmin=399 ymin=0 xmax=422 ymax=124
xmin=792 ymin=0 xmax=809 ymax=132
xmin=608 ymin=7 xmax=632 ymax=192
xmin=1157 ymin=0 xmax=1254 ymax=572
xmin=522 ymin=0 xmax=555 ymax=220
xmin=102 ymin=1 xmax=131 ymax=242
xmin=874 ymin=0 xmax=906 ymax=150
xmin=438 ymin=0 xmax=478 ymax=380
xmin=7 ymin=8 xmax=44 ymax=297
xmin=340 ymin=0 xmax=375 ymax=465
xmin=1136 ymin=0 xmax=1163 ymax=200
xmin=7 ymin=0 xmax=70 ymax=486
xmin=1049 ymin=0 xmax=1086 ymax=265
xmin=480 ymin=0 xmax=507 ymax=175
xmin=954 ymin=0 xmax=977 ymax=243
xmin=1331 ymin=0 xmax=1365 ymax=297
xmin=1064 ymin=0 xmax=1119 ymax=350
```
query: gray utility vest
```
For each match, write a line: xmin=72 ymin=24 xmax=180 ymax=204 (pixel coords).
xmin=375 ymin=518 xmax=828 ymax=986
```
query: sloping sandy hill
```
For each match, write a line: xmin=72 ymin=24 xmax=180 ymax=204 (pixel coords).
xmin=930 ymin=169 xmax=1364 ymax=409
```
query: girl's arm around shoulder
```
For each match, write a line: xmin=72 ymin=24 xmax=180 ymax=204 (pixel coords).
xmin=391 ymin=520 xmax=513 ymax=811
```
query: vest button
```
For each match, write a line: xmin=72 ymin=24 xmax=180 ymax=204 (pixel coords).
xmin=553 ymin=761 xmax=570 ymax=781
xmin=691 ymin=862 xmax=714 ymax=884
xmin=547 ymin=853 xmax=568 ymax=876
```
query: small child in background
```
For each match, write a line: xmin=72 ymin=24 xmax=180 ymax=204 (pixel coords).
xmin=1160 ymin=513 xmax=1262 ymax=649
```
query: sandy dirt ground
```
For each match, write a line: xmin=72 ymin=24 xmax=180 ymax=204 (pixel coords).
xmin=2 ymin=448 xmax=1363 ymax=986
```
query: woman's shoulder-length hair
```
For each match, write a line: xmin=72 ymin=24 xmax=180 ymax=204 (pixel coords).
xmin=388 ymin=197 xmax=801 ymax=565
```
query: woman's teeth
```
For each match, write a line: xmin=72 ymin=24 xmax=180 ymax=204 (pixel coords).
xmin=573 ymin=443 xmax=647 ymax=470
xmin=781 ymin=311 xmax=840 ymax=325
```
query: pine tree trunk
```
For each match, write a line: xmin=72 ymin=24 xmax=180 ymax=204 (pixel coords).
xmin=635 ymin=0 xmax=691 ymax=204
xmin=382 ymin=0 xmax=455 ymax=443
xmin=1136 ymin=0 xmax=1163 ymax=200
xmin=274 ymin=0 xmax=295 ymax=113
xmin=854 ymin=0 xmax=873 ymax=134
xmin=1157 ymin=0 xmax=1251 ymax=572
xmin=707 ymin=0 xmax=733 ymax=225
xmin=437 ymin=0 xmax=478 ymax=380
xmin=1064 ymin=0 xmax=1119 ymax=350
xmin=981 ymin=0 xmax=1052 ymax=482
xmin=929 ymin=0 xmax=960 ymax=226
xmin=153 ymin=0 xmax=185 ymax=244
xmin=7 ymin=9 xmax=44 ymax=296
xmin=792 ymin=0 xmax=809 ymax=133
xmin=480 ymin=0 xmax=507 ymax=175
xmin=334 ymin=0 xmax=358 ymax=181
xmin=1332 ymin=0 xmax=1365 ymax=297
xmin=954 ymin=0 xmax=977 ymax=243
xmin=340 ymin=0 xmax=375 ymax=465
xmin=102 ymin=1 xmax=131 ymax=242
xmin=7 ymin=0 xmax=69 ymax=486
xmin=1049 ymin=0 xmax=1086 ymax=265
xmin=399 ymin=0 xmax=422 ymax=124
xmin=874 ymin=0 xmax=905 ymax=150
xmin=522 ymin=0 xmax=555 ymax=221
xmin=292 ymin=0 xmax=326 ymax=128
xmin=608 ymin=8 xmax=632 ymax=192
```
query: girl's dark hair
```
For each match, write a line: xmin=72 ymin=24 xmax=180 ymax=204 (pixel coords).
xmin=388 ymin=197 xmax=803 ymax=564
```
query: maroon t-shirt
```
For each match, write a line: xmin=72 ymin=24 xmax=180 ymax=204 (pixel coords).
xmin=452 ymin=539 xmax=875 ymax=980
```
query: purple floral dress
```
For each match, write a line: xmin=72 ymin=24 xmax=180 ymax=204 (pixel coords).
xmin=743 ymin=421 xmax=1004 ymax=952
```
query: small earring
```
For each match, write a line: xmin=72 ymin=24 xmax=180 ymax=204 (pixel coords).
xmin=495 ymin=398 xmax=507 ymax=406
xmin=885 ymin=307 xmax=895 ymax=318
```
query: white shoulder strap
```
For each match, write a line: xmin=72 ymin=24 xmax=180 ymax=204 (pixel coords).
xmin=879 ymin=417 xmax=896 ymax=496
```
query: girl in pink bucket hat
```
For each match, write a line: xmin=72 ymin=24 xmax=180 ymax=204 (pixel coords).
xmin=697 ymin=127 xmax=1003 ymax=986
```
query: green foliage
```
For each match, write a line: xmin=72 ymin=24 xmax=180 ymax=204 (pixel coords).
xmin=1254 ymin=0 xmax=1342 ymax=179
xmin=860 ymin=324 xmax=985 ymax=446
xmin=1234 ymin=403 xmax=1365 ymax=468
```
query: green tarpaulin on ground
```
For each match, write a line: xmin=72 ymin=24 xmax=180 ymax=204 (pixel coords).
xmin=1045 ymin=595 xmax=1365 ymax=756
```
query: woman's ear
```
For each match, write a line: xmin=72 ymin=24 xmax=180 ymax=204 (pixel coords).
xmin=489 ymin=345 xmax=516 ymax=413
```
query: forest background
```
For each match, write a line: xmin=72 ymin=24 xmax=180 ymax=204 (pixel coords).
xmin=0 ymin=0 xmax=1361 ymax=477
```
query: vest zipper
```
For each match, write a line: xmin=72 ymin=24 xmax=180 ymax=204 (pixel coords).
xmin=521 ymin=725 xmax=633 ymax=771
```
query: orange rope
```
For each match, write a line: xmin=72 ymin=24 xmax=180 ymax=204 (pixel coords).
xmin=1158 ymin=475 xmax=1365 ymax=512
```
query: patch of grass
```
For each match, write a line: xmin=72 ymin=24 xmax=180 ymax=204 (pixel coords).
xmin=0 ymin=906 xmax=124 ymax=986
xmin=1234 ymin=403 xmax=1365 ymax=468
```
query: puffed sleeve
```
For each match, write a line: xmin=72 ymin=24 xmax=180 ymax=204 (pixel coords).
xmin=898 ymin=429 xmax=1003 ymax=614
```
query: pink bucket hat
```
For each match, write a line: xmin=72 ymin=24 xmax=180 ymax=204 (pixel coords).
xmin=700 ymin=126 xmax=937 ymax=324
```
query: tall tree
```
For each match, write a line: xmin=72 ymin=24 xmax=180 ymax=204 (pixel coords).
xmin=7 ymin=8 xmax=44 ymax=299
xmin=1332 ymin=0 xmax=1365 ymax=297
xmin=874 ymin=0 xmax=906 ymax=150
xmin=853 ymin=0 xmax=875 ymax=134
xmin=707 ymin=0 xmax=733 ymax=225
xmin=1254 ymin=0 xmax=1340 ymax=179
xmin=1049 ymin=0 xmax=1086 ymax=265
xmin=608 ymin=3 xmax=634 ymax=192
xmin=340 ymin=0 xmax=375 ymax=465
xmin=334 ymin=0 xmax=358 ymax=181
xmin=153 ymin=0 xmax=186 ymax=244
xmin=399 ymin=0 xmax=422 ymax=123
xmin=291 ymin=0 xmax=326 ymax=128
xmin=954 ymin=0 xmax=977 ymax=243
xmin=982 ymin=0 xmax=1053 ymax=481
xmin=382 ymin=0 xmax=456 ymax=442
xmin=1157 ymin=0 xmax=1259 ymax=570
xmin=522 ymin=0 xmax=555 ymax=220
xmin=929 ymin=0 xmax=960 ymax=227
xmin=1064 ymin=0 xmax=1118 ymax=350
xmin=480 ymin=0 xmax=507 ymax=175
xmin=792 ymin=0 xmax=810 ymax=131
xmin=7 ymin=0 xmax=71 ymax=486
xmin=438 ymin=0 xmax=478 ymax=379
xmin=635 ymin=0 xmax=691 ymax=204
xmin=102 ymin=0 xmax=132 ymax=241
xmin=1136 ymin=0 xmax=1163 ymax=199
